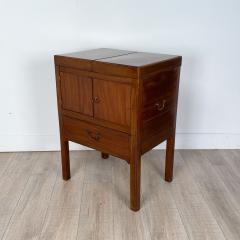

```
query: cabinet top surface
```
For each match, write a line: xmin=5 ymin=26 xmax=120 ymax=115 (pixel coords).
xmin=59 ymin=48 xmax=134 ymax=61
xmin=57 ymin=48 xmax=181 ymax=67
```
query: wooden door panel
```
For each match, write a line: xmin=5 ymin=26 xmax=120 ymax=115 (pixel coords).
xmin=93 ymin=79 xmax=131 ymax=126
xmin=60 ymin=72 xmax=93 ymax=116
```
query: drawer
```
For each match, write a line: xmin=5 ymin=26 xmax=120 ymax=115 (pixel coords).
xmin=141 ymin=110 xmax=174 ymax=153
xmin=142 ymin=69 xmax=178 ymax=106
xmin=62 ymin=116 xmax=130 ymax=160
xmin=142 ymin=110 xmax=174 ymax=139
xmin=142 ymin=95 xmax=175 ymax=122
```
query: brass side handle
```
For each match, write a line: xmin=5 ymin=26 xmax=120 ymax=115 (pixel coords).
xmin=92 ymin=97 xmax=100 ymax=103
xmin=155 ymin=99 xmax=166 ymax=111
xmin=86 ymin=130 xmax=101 ymax=141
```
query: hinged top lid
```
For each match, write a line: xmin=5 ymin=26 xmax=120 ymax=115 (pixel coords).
xmin=59 ymin=48 xmax=134 ymax=60
xmin=55 ymin=48 xmax=182 ymax=78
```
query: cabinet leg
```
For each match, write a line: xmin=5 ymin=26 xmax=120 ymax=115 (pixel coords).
xmin=60 ymin=140 xmax=71 ymax=180
xmin=101 ymin=152 xmax=109 ymax=159
xmin=165 ymin=135 xmax=175 ymax=182
xmin=130 ymin=154 xmax=141 ymax=211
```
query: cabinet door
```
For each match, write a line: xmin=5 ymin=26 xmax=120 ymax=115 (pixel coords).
xmin=93 ymin=79 xmax=131 ymax=126
xmin=60 ymin=72 xmax=93 ymax=116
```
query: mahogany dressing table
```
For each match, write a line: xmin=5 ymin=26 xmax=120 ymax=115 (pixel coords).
xmin=54 ymin=48 xmax=182 ymax=211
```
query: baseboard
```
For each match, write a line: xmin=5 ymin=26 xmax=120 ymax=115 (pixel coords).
xmin=0 ymin=133 xmax=240 ymax=152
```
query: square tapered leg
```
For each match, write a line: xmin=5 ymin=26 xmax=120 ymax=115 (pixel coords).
xmin=165 ymin=135 xmax=175 ymax=182
xmin=60 ymin=140 xmax=71 ymax=180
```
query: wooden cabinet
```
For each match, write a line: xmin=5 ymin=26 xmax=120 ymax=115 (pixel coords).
xmin=55 ymin=48 xmax=182 ymax=211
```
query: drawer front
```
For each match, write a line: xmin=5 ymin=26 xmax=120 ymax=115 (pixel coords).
xmin=142 ymin=95 xmax=175 ymax=122
xmin=141 ymin=110 xmax=174 ymax=154
xmin=62 ymin=116 xmax=130 ymax=160
xmin=142 ymin=69 xmax=179 ymax=106
xmin=142 ymin=110 xmax=174 ymax=139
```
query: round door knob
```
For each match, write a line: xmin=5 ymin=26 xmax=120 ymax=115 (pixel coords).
xmin=92 ymin=97 xmax=100 ymax=103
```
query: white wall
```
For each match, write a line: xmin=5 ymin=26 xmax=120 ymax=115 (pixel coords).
xmin=0 ymin=0 xmax=240 ymax=151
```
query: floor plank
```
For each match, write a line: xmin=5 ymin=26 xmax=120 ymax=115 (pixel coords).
xmin=180 ymin=150 xmax=240 ymax=240
xmin=141 ymin=151 xmax=189 ymax=240
xmin=168 ymin=151 xmax=225 ymax=240
xmin=0 ymin=153 xmax=13 ymax=175
xmin=39 ymin=151 xmax=87 ymax=240
xmin=76 ymin=151 xmax=114 ymax=240
xmin=0 ymin=153 xmax=37 ymax=239
xmin=112 ymin=155 xmax=151 ymax=240
xmin=202 ymin=150 xmax=240 ymax=208
xmin=2 ymin=152 xmax=58 ymax=240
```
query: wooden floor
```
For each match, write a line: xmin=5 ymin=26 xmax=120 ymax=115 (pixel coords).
xmin=0 ymin=150 xmax=240 ymax=240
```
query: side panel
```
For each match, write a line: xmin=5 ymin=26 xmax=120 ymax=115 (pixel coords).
xmin=141 ymin=67 xmax=181 ymax=154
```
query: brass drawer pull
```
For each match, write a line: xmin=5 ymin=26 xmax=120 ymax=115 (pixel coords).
xmin=92 ymin=97 xmax=100 ymax=103
xmin=155 ymin=100 xmax=166 ymax=111
xmin=86 ymin=130 xmax=101 ymax=141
